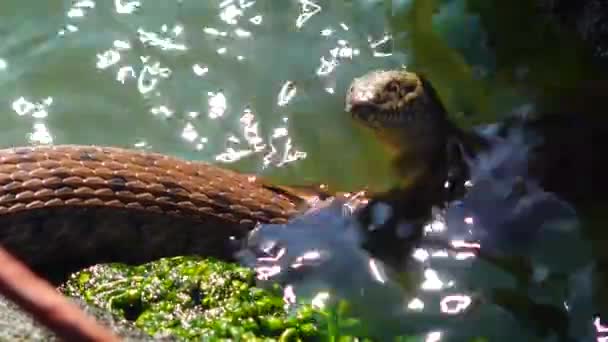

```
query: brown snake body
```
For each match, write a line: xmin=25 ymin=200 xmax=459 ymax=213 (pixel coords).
xmin=0 ymin=144 xmax=308 ymax=276
xmin=6 ymin=70 xmax=602 ymax=280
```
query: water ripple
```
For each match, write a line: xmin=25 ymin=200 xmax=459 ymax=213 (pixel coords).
xmin=296 ymin=0 xmax=322 ymax=29
xmin=114 ymin=0 xmax=141 ymax=15
xmin=12 ymin=96 xmax=52 ymax=119
xmin=23 ymin=0 xmax=401 ymax=174
xmin=137 ymin=25 xmax=187 ymax=51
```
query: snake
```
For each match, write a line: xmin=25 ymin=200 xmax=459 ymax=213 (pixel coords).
xmin=346 ymin=69 xmax=604 ymax=206
xmin=0 ymin=145 xmax=313 ymax=277
xmin=0 ymin=69 xmax=603 ymax=279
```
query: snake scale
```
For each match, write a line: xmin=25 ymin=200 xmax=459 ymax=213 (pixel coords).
xmin=2 ymin=69 xmax=604 ymax=280
xmin=0 ymin=144 xmax=309 ymax=277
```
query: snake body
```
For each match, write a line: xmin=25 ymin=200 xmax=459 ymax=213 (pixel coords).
xmin=3 ymin=69 xmax=603 ymax=279
xmin=0 ymin=145 xmax=306 ymax=277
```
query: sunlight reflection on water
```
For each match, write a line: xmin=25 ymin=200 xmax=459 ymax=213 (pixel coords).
xmin=0 ymin=0 xmax=401 ymax=190
xmin=239 ymin=126 xmax=597 ymax=340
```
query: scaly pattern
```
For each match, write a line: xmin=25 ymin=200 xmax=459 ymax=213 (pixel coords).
xmin=0 ymin=145 xmax=306 ymax=274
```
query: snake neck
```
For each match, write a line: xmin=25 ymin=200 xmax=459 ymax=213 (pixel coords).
xmin=394 ymin=119 xmax=492 ymax=205
xmin=442 ymin=122 xmax=490 ymax=201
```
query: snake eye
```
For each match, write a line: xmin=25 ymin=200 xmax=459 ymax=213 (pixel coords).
xmin=385 ymin=81 xmax=400 ymax=93
xmin=402 ymin=83 xmax=417 ymax=94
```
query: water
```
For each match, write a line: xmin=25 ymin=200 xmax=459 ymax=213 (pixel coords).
xmin=0 ymin=0 xmax=404 ymax=191
xmin=0 ymin=0 xmax=603 ymax=340
xmin=240 ymin=130 xmax=597 ymax=341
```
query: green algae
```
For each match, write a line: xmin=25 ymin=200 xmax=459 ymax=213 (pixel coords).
xmin=59 ymin=256 xmax=496 ymax=341
xmin=60 ymin=256 xmax=321 ymax=341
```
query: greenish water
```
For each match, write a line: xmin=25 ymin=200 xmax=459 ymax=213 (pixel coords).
xmin=0 ymin=0 xmax=407 ymax=192
xmin=1 ymin=0 xmax=605 ymax=341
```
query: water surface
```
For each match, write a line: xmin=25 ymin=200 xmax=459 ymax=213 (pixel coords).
xmin=0 ymin=1 xmax=604 ymax=341
xmin=0 ymin=0 xmax=406 ymax=191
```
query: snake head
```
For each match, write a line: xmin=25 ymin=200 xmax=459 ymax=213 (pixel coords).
xmin=345 ymin=69 xmax=449 ymax=151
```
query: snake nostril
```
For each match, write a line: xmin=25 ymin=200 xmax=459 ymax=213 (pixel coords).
xmin=385 ymin=81 xmax=399 ymax=93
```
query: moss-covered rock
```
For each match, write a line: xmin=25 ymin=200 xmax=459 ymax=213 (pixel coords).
xmin=60 ymin=257 xmax=321 ymax=341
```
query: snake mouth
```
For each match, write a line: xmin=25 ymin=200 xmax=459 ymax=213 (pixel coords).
xmin=346 ymin=100 xmax=413 ymax=130
xmin=347 ymin=102 xmax=378 ymax=124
